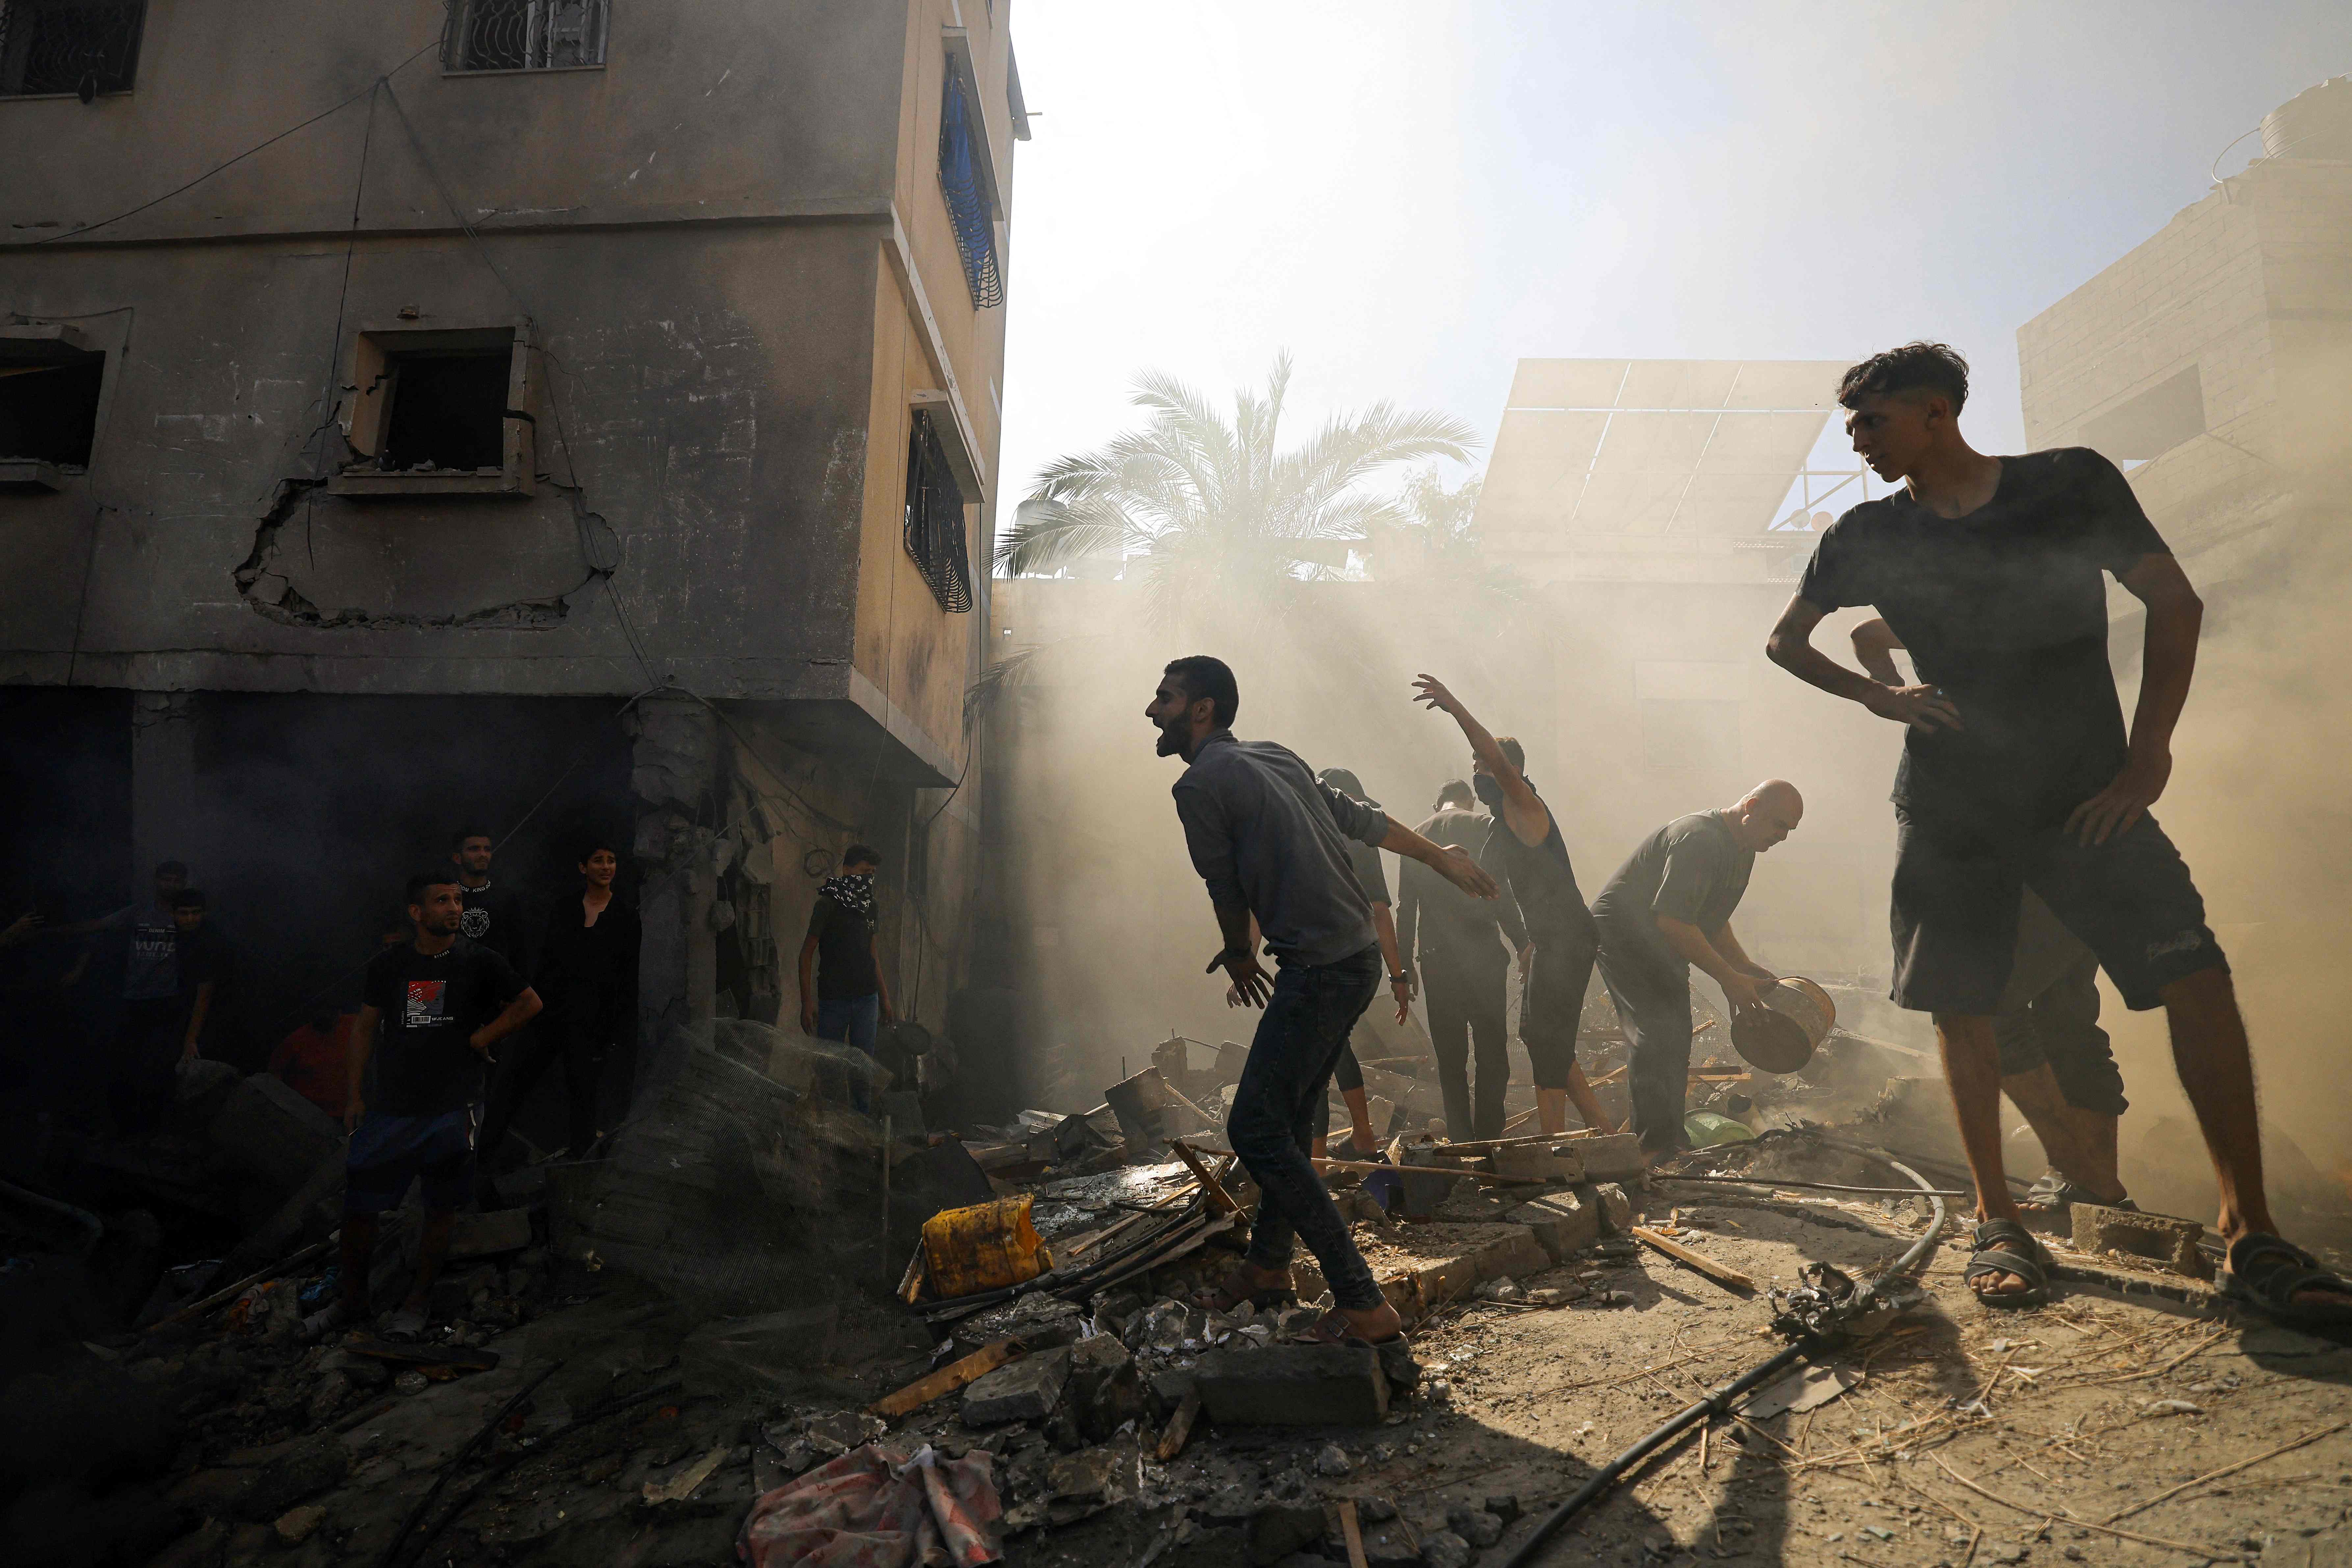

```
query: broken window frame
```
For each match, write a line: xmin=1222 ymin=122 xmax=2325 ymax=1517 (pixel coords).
xmin=0 ymin=322 xmax=109 ymax=492
xmin=0 ymin=0 xmax=147 ymax=101
xmin=904 ymin=409 xmax=975 ymax=615
xmin=441 ymin=0 xmax=610 ymax=74
xmin=329 ymin=320 xmax=537 ymax=500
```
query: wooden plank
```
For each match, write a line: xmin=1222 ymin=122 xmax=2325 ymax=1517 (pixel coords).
xmin=1312 ymin=1157 xmax=1548 ymax=1188
xmin=897 ymin=1241 xmax=928 ymax=1304
xmin=1338 ymin=1498 xmax=1370 ymax=1568
xmin=1167 ymin=1139 xmax=1241 ymax=1215
xmin=870 ymin=1339 xmax=1023 ymax=1419
xmin=1155 ymin=1389 xmax=1203 ymax=1461
xmin=1630 ymin=1225 xmax=1758 ymax=1294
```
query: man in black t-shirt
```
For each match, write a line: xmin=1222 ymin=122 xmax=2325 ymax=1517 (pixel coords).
xmin=1399 ymin=780 xmax=1530 ymax=1142
xmin=1592 ymin=783 xmax=1803 ymax=1158
xmin=339 ymin=872 xmax=540 ymax=1336
xmin=798 ymin=847 xmax=895 ymax=1109
xmin=449 ymin=826 xmax=531 ymax=977
xmin=1766 ymin=341 xmax=2348 ymax=1323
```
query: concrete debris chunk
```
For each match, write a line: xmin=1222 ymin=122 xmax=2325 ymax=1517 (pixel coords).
xmin=1314 ymin=1442 xmax=1353 ymax=1476
xmin=1473 ymin=1227 xmax=1552 ymax=1282
xmin=2072 ymin=1203 xmax=2212 ymax=1279
xmin=1195 ymin=1343 xmax=1389 ymax=1427
xmin=1484 ymin=1494 xmax=1522 ymax=1524
xmin=953 ymin=1293 xmax=1083 ymax=1360
xmin=1473 ymin=1277 xmax=1525 ymax=1302
xmin=1421 ymin=1529 xmax=1473 ymax=1568
xmin=679 ymin=1303 xmax=841 ymax=1398
xmin=1573 ymin=1132 xmax=1647 ymax=1182
xmin=1447 ymin=1507 xmax=1504 ymax=1548
xmin=1247 ymin=1503 xmax=1329 ymax=1565
xmin=1503 ymin=1188 xmax=1604 ymax=1259
xmin=963 ymin=1345 xmax=1072 ymax=1425
xmin=1588 ymin=1182 xmax=1636 ymax=1235
xmin=446 ymin=1207 xmax=534 ymax=1259
xmin=272 ymin=1505 xmax=326 ymax=1547
xmin=1066 ymin=1333 xmax=1146 ymax=1440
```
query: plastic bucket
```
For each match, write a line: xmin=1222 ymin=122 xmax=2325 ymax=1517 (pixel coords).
xmin=1729 ymin=976 xmax=1835 ymax=1074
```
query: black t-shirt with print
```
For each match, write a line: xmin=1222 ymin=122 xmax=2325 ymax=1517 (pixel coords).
xmin=1796 ymin=447 xmax=2169 ymax=832
xmin=362 ymin=938 xmax=524 ymax=1115
xmin=459 ymin=881 xmax=531 ymax=975
xmin=808 ymin=897 xmax=880 ymax=1002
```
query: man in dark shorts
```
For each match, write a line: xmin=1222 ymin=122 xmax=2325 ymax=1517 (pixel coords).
xmin=1592 ymin=782 xmax=1803 ymax=1158
xmin=1766 ymin=341 xmax=2349 ymax=1320
xmin=1852 ymin=617 xmax=2132 ymax=1220
xmin=1399 ymin=780 xmax=1529 ymax=1142
xmin=341 ymin=873 xmax=540 ymax=1336
xmin=1412 ymin=675 xmax=1613 ymax=1136
xmin=1151 ymin=656 xmax=1496 ymax=1355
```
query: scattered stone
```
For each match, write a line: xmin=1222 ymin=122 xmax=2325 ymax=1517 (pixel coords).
xmin=1248 ymin=1503 xmax=1329 ymax=1565
xmin=2140 ymin=1398 xmax=2203 ymax=1417
xmin=1594 ymin=1290 xmax=1635 ymax=1308
xmin=1047 ymin=1441 xmax=1139 ymax=1503
xmin=1420 ymin=1529 xmax=1473 ymax=1568
xmin=1195 ymin=1344 xmax=1389 ymax=1427
xmin=1448 ymin=1507 xmax=1504 ymax=1548
xmin=1484 ymin=1494 xmax=1521 ymax=1524
xmin=272 ymin=1505 xmax=326 ymax=1547
xmin=1359 ymin=1496 xmax=1397 ymax=1522
xmin=1588 ymin=1182 xmax=1636 ymax=1234
xmin=1525 ymin=1285 xmax=1583 ymax=1306
xmin=964 ymin=1347 xmax=1072 ymax=1425
xmin=1503 ymin=1189 xmax=1604 ymax=1259
xmin=1424 ymin=1378 xmax=1452 ymax=1402
xmin=1314 ymin=1443 xmax=1352 ymax=1476
xmin=1473 ymin=1278 xmax=1525 ymax=1303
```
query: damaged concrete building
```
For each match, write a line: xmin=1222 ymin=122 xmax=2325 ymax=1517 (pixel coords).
xmin=0 ymin=1 xmax=1027 ymax=1122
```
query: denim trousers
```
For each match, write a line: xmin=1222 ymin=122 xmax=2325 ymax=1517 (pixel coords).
xmin=1595 ymin=926 xmax=1693 ymax=1154
xmin=1227 ymin=942 xmax=1384 ymax=1310
xmin=815 ymin=993 xmax=882 ymax=1111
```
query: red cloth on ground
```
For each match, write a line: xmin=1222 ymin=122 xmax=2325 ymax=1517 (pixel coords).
xmin=269 ymin=1014 xmax=353 ymax=1118
xmin=738 ymin=1443 xmax=1001 ymax=1568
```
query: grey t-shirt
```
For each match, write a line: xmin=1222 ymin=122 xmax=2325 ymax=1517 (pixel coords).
xmin=1172 ymin=731 xmax=1390 ymax=968
xmin=119 ymin=901 xmax=180 ymax=1002
xmin=1592 ymin=812 xmax=1754 ymax=969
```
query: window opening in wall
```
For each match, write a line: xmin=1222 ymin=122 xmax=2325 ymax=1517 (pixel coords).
xmin=938 ymin=66 xmax=1005 ymax=309
xmin=378 ymin=351 xmax=510 ymax=474
xmin=444 ymin=0 xmax=608 ymax=72
xmin=904 ymin=410 xmax=974 ymax=614
xmin=0 ymin=0 xmax=146 ymax=100
xmin=0 ymin=339 xmax=104 ymax=489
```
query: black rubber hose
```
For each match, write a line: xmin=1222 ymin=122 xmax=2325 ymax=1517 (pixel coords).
xmin=1499 ymin=1146 xmax=1947 ymax=1567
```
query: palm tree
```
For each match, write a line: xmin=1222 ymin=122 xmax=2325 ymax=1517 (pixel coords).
xmin=994 ymin=353 xmax=1478 ymax=629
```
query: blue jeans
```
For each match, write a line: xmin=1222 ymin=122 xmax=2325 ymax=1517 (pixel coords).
xmin=1228 ymin=944 xmax=1384 ymax=1310
xmin=815 ymin=994 xmax=881 ymax=1111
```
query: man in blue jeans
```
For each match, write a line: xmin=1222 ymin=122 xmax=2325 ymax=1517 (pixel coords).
xmin=1150 ymin=656 xmax=1499 ymax=1355
xmin=798 ymin=846 xmax=895 ymax=1095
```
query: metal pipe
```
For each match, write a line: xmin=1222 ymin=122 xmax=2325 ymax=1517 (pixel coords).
xmin=1652 ymin=1173 xmax=1967 ymax=1199
xmin=1500 ymin=1143 xmax=1947 ymax=1566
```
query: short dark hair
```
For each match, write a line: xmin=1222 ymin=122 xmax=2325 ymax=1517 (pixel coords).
xmin=449 ymin=826 xmax=493 ymax=851
xmin=843 ymin=844 xmax=882 ymax=869
xmin=578 ymin=836 xmax=621 ymax=862
xmin=406 ymin=871 xmax=461 ymax=906
xmin=1837 ymin=341 xmax=1970 ymax=412
xmin=1495 ymin=736 xmax=1526 ymax=773
xmin=1163 ymin=656 xmax=1239 ymax=729
xmin=169 ymin=888 xmax=206 ymax=911
xmin=1436 ymin=779 xmax=1474 ymax=808
xmin=155 ymin=860 xmax=188 ymax=878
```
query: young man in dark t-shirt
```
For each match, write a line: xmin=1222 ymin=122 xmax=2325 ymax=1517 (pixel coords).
xmin=1766 ymin=341 xmax=2349 ymax=1322
xmin=340 ymin=872 xmax=540 ymax=1336
xmin=798 ymin=845 xmax=895 ymax=1050
xmin=1591 ymin=783 xmax=1803 ymax=1158
xmin=449 ymin=826 xmax=531 ymax=977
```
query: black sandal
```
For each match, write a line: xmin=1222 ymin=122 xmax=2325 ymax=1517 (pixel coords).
xmin=2020 ymin=1175 xmax=2136 ymax=1231
xmin=1965 ymin=1218 xmax=2053 ymax=1308
xmin=2220 ymin=1233 xmax=2352 ymax=1330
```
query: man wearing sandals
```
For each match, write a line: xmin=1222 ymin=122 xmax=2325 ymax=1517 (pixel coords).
xmin=1150 ymin=656 xmax=1500 ymax=1355
xmin=1766 ymin=341 xmax=2352 ymax=1320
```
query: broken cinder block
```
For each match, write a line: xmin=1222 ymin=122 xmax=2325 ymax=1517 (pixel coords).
xmin=1573 ymin=1132 xmax=1646 ymax=1182
xmin=1586 ymin=1181 xmax=1636 ymax=1235
xmin=2071 ymin=1203 xmax=2211 ymax=1280
xmin=1194 ymin=1343 xmax=1389 ymax=1426
xmin=962 ymin=1345 xmax=1071 ymax=1425
xmin=1503 ymin=1188 xmax=1603 ymax=1260
xmin=1472 ymin=1227 xmax=1552 ymax=1283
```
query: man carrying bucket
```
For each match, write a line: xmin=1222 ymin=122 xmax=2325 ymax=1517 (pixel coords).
xmin=1590 ymin=782 xmax=1806 ymax=1160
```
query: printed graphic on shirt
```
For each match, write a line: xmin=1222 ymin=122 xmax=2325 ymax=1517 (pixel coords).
xmin=461 ymin=906 xmax=491 ymax=939
xmin=404 ymin=979 xmax=449 ymax=1028
xmin=130 ymin=926 xmax=175 ymax=963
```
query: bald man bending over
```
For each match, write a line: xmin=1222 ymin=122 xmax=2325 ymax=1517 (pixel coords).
xmin=1591 ymin=782 xmax=1805 ymax=1159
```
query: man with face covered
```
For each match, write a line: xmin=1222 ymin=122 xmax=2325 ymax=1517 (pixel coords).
xmin=1149 ymin=655 xmax=1498 ymax=1358
xmin=1412 ymin=676 xmax=1613 ymax=1136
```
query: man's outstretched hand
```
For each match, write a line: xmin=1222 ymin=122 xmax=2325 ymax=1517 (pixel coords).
xmin=1431 ymin=844 xmax=1499 ymax=900
xmin=1411 ymin=674 xmax=1465 ymax=718
xmin=2066 ymin=748 xmax=2171 ymax=846
xmin=1209 ymin=946 xmax=1273 ymax=1008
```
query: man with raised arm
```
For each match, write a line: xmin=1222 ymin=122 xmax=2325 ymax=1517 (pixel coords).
xmin=1764 ymin=341 xmax=2348 ymax=1322
xmin=1150 ymin=656 xmax=1498 ymax=1358
xmin=1412 ymin=676 xmax=1614 ymax=1136
xmin=1398 ymin=779 xmax=1530 ymax=1142
xmin=1591 ymin=781 xmax=1804 ymax=1160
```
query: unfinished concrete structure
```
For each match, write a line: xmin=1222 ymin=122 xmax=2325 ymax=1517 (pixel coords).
xmin=0 ymin=1 xmax=1025 ymax=1120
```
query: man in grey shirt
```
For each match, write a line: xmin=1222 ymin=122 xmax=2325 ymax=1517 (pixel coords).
xmin=1591 ymin=782 xmax=1804 ymax=1156
xmin=1152 ymin=656 xmax=1496 ymax=1353
xmin=1399 ymin=780 xmax=1530 ymax=1141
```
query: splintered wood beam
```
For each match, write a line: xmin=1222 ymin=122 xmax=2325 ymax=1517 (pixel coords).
xmin=870 ymin=1339 xmax=1023 ymax=1419
xmin=1156 ymin=1388 xmax=1203 ymax=1460
xmin=1168 ymin=1138 xmax=1241 ymax=1214
xmin=1631 ymin=1224 xmax=1759 ymax=1293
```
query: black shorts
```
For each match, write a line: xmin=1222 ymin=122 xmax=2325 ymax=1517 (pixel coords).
xmin=1891 ymin=809 xmax=2227 ymax=1015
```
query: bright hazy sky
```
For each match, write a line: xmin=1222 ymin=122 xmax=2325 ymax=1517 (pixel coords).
xmin=995 ymin=2 xmax=2349 ymax=512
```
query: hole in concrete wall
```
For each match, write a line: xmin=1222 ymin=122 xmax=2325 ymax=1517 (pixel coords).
xmin=380 ymin=351 xmax=510 ymax=473
xmin=0 ymin=348 xmax=104 ymax=467
xmin=2080 ymin=365 xmax=2206 ymax=462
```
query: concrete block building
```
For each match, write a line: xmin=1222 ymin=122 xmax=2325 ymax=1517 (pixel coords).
xmin=0 ymin=0 xmax=1026 ymax=1117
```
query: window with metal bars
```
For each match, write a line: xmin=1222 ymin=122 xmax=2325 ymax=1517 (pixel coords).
xmin=444 ymin=0 xmax=608 ymax=72
xmin=937 ymin=67 xmax=1004 ymax=310
xmin=0 ymin=0 xmax=145 ymax=100
xmin=903 ymin=411 xmax=973 ymax=614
